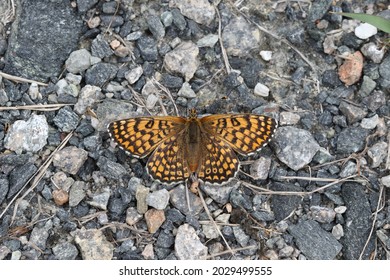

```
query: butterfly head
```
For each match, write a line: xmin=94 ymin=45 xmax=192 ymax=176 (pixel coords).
xmin=188 ymin=108 xmax=198 ymax=119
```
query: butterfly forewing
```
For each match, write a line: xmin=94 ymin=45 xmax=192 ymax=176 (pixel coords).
xmin=197 ymin=134 xmax=240 ymax=185
xmin=146 ymin=132 xmax=190 ymax=183
xmin=200 ymin=114 xmax=278 ymax=156
xmin=108 ymin=116 xmax=186 ymax=158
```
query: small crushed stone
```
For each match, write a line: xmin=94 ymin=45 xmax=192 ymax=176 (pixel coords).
xmin=0 ymin=0 xmax=389 ymax=261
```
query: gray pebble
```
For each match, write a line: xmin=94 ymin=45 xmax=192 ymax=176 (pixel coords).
xmin=288 ymin=220 xmax=342 ymax=260
xmin=126 ymin=207 xmax=143 ymax=226
xmin=69 ymin=181 xmax=86 ymax=207
xmin=222 ymin=17 xmax=261 ymax=57
xmin=88 ymin=188 xmax=110 ymax=210
xmin=74 ymin=85 xmax=103 ymax=115
xmin=147 ymin=15 xmax=165 ymax=40
xmin=250 ymin=157 xmax=272 ymax=180
xmin=146 ymin=189 xmax=170 ymax=210
xmin=53 ymin=106 xmax=79 ymax=132
xmin=65 ymin=49 xmax=92 ymax=73
xmin=91 ymin=34 xmax=114 ymax=59
xmin=52 ymin=242 xmax=79 ymax=260
xmin=273 ymin=126 xmax=320 ymax=171
xmin=96 ymin=156 xmax=127 ymax=180
xmin=8 ymin=163 xmax=37 ymax=199
xmin=164 ymin=41 xmax=199 ymax=81
xmin=339 ymin=101 xmax=367 ymax=124
xmin=85 ymin=63 xmax=118 ymax=87
xmin=336 ymin=127 xmax=369 ymax=154
xmin=74 ymin=228 xmax=114 ymax=260
xmin=172 ymin=0 xmax=215 ymax=25
xmin=136 ymin=36 xmax=158 ymax=61
xmin=232 ymin=226 xmax=250 ymax=247
xmin=5 ymin=114 xmax=48 ymax=154
xmin=310 ymin=206 xmax=336 ymax=223
xmin=135 ymin=184 xmax=149 ymax=214
xmin=174 ymin=224 xmax=207 ymax=260
xmin=367 ymin=142 xmax=388 ymax=168
xmin=169 ymin=184 xmax=203 ymax=215
xmin=53 ymin=146 xmax=88 ymax=175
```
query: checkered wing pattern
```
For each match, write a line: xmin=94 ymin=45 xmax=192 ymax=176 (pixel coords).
xmin=146 ymin=132 xmax=190 ymax=184
xmin=196 ymin=134 xmax=240 ymax=185
xmin=108 ymin=116 xmax=186 ymax=158
xmin=200 ymin=114 xmax=278 ymax=156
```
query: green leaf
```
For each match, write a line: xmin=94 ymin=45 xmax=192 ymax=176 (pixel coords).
xmin=335 ymin=12 xmax=390 ymax=33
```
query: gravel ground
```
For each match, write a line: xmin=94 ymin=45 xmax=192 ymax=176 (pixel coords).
xmin=0 ymin=0 xmax=389 ymax=260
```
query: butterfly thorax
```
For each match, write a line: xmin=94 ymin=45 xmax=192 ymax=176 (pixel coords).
xmin=185 ymin=118 xmax=202 ymax=173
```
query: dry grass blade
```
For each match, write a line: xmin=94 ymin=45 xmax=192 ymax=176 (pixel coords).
xmin=386 ymin=132 xmax=390 ymax=170
xmin=0 ymin=131 xmax=74 ymax=223
xmin=207 ymin=245 xmax=258 ymax=259
xmin=359 ymin=182 xmax=385 ymax=260
xmin=215 ymin=6 xmax=232 ymax=74
xmin=0 ymin=103 xmax=74 ymax=111
xmin=242 ymin=174 xmax=359 ymax=196
xmin=0 ymin=71 xmax=48 ymax=86
xmin=0 ymin=0 xmax=16 ymax=25
xmin=151 ymin=78 xmax=179 ymax=116
xmin=198 ymin=188 xmax=235 ymax=257
xmin=99 ymin=222 xmax=149 ymax=235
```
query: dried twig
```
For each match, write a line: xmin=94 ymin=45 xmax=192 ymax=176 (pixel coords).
xmin=241 ymin=174 xmax=360 ymax=196
xmin=207 ymin=245 xmax=258 ymax=259
xmin=0 ymin=131 xmax=74 ymax=223
xmin=0 ymin=103 xmax=73 ymax=111
xmin=215 ymin=6 xmax=232 ymax=74
xmin=0 ymin=71 xmax=48 ymax=86
xmin=386 ymin=132 xmax=390 ymax=170
xmin=151 ymin=78 xmax=179 ymax=116
xmin=359 ymin=182 xmax=385 ymax=260
xmin=198 ymin=188 xmax=235 ymax=257
xmin=0 ymin=0 xmax=16 ymax=25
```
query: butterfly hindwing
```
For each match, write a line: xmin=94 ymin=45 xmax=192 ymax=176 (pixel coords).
xmin=146 ymin=132 xmax=191 ymax=184
xmin=196 ymin=134 xmax=240 ymax=185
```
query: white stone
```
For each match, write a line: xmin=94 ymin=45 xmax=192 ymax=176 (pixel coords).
xmin=178 ymin=82 xmax=196 ymax=98
xmin=175 ymin=224 xmax=208 ymax=260
xmin=335 ymin=206 xmax=347 ymax=214
xmin=28 ymin=83 xmax=40 ymax=100
xmin=279 ymin=111 xmax=301 ymax=125
xmin=55 ymin=79 xmax=69 ymax=95
xmin=164 ymin=41 xmax=199 ymax=81
xmin=361 ymin=42 xmax=385 ymax=63
xmin=172 ymin=0 xmax=215 ymax=25
xmin=381 ymin=175 xmax=390 ymax=188
xmin=125 ymin=66 xmax=143 ymax=84
xmin=355 ymin=23 xmax=377 ymax=39
xmin=65 ymin=49 xmax=92 ymax=73
xmin=332 ymin=224 xmax=344 ymax=240
xmin=361 ymin=114 xmax=379 ymax=129
xmin=146 ymin=94 xmax=159 ymax=109
xmin=5 ymin=114 xmax=49 ymax=154
xmin=253 ymin=83 xmax=269 ymax=97
xmin=260 ymin=50 xmax=273 ymax=61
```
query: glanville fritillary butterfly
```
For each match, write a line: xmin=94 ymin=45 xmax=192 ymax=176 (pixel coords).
xmin=108 ymin=109 xmax=277 ymax=185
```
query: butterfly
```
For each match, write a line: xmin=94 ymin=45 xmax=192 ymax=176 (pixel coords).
xmin=108 ymin=109 xmax=277 ymax=185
